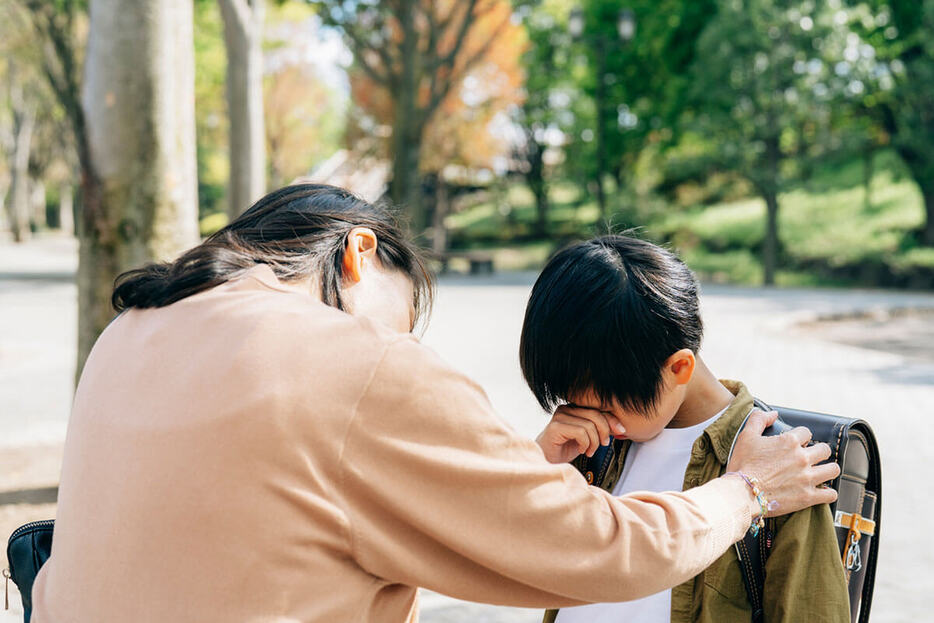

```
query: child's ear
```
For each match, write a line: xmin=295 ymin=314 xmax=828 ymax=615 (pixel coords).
xmin=666 ymin=349 xmax=696 ymax=386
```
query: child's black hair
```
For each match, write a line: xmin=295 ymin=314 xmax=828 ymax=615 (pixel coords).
xmin=519 ymin=234 xmax=703 ymax=416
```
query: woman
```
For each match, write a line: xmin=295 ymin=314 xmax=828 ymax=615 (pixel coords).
xmin=31 ymin=184 xmax=837 ymax=622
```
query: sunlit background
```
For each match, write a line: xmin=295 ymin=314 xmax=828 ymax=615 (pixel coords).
xmin=1 ymin=1 xmax=933 ymax=621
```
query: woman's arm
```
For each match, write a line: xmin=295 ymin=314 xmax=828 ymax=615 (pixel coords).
xmin=536 ymin=404 xmax=841 ymax=522
xmin=334 ymin=337 xmax=816 ymax=608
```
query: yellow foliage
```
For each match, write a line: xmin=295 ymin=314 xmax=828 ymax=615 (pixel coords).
xmin=349 ymin=0 xmax=527 ymax=174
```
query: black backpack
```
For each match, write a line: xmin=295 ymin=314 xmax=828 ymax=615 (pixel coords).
xmin=576 ymin=400 xmax=881 ymax=623
xmin=729 ymin=400 xmax=881 ymax=623
xmin=4 ymin=519 xmax=53 ymax=622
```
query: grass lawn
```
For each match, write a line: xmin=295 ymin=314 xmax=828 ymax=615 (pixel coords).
xmin=446 ymin=151 xmax=933 ymax=287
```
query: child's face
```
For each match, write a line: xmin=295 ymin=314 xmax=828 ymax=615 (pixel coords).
xmin=568 ymin=384 xmax=686 ymax=443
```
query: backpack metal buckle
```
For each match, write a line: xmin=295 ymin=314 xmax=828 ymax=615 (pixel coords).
xmin=845 ymin=532 xmax=862 ymax=572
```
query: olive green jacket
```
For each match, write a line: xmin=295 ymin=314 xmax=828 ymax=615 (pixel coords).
xmin=545 ymin=381 xmax=850 ymax=623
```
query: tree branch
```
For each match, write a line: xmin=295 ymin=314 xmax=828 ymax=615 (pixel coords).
xmin=435 ymin=0 xmax=479 ymax=72
xmin=427 ymin=6 xmax=511 ymax=115
xmin=341 ymin=22 xmax=396 ymax=87
xmin=217 ymin=0 xmax=251 ymax=32
xmin=19 ymin=0 xmax=90 ymax=175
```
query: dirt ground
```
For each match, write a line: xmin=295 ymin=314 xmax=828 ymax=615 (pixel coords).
xmin=797 ymin=308 xmax=934 ymax=363
xmin=0 ymin=445 xmax=61 ymax=563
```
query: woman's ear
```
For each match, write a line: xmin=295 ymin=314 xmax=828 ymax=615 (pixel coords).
xmin=666 ymin=348 xmax=696 ymax=386
xmin=342 ymin=227 xmax=379 ymax=284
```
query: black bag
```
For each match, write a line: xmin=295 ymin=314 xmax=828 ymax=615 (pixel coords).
xmin=729 ymin=400 xmax=881 ymax=623
xmin=575 ymin=399 xmax=881 ymax=623
xmin=4 ymin=519 xmax=54 ymax=623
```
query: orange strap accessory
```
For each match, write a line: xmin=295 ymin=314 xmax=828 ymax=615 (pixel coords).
xmin=835 ymin=511 xmax=876 ymax=573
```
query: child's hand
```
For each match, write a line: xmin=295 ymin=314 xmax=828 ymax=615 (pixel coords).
xmin=535 ymin=405 xmax=627 ymax=464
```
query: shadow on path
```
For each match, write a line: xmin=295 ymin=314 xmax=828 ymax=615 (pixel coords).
xmin=0 ymin=486 xmax=58 ymax=506
xmin=0 ymin=272 xmax=74 ymax=283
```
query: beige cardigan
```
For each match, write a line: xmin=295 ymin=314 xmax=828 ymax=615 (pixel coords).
xmin=32 ymin=265 xmax=752 ymax=622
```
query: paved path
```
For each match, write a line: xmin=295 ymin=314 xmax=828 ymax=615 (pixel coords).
xmin=2 ymin=236 xmax=934 ymax=622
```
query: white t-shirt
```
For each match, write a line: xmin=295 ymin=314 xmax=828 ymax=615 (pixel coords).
xmin=555 ymin=406 xmax=728 ymax=623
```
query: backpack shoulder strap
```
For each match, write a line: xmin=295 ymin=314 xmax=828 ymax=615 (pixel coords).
xmin=730 ymin=398 xmax=777 ymax=623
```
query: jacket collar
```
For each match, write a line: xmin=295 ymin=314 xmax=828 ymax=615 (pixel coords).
xmin=704 ymin=380 xmax=755 ymax=465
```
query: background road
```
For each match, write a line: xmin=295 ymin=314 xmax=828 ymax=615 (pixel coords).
xmin=2 ymin=237 xmax=933 ymax=622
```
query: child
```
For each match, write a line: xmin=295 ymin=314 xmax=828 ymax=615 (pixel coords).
xmin=523 ymin=235 xmax=849 ymax=623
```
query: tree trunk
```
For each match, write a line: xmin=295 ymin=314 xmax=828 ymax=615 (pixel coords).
xmin=7 ymin=97 xmax=35 ymax=243
xmin=763 ymin=190 xmax=779 ymax=286
xmin=923 ymin=190 xmax=934 ymax=247
xmin=533 ymin=184 xmax=549 ymax=238
xmin=60 ymin=182 xmax=74 ymax=235
xmin=391 ymin=120 xmax=425 ymax=233
xmin=863 ymin=147 xmax=874 ymax=210
xmin=267 ymin=136 xmax=283 ymax=190
xmin=524 ymin=135 xmax=549 ymax=238
xmin=389 ymin=1 xmax=426 ymax=235
xmin=892 ymin=143 xmax=934 ymax=247
xmin=760 ymin=136 xmax=782 ymax=286
xmin=0 ymin=182 xmax=7 ymax=232
xmin=219 ymin=0 xmax=266 ymax=218
xmin=431 ymin=175 xmax=449 ymax=255
xmin=79 ymin=0 xmax=200 ymax=373
xmin=594 ymin=44 xmax=608 ymax=223
xmin=612 ymin=163 xmax=624 ymax=191
xmin=29 ymin=178 xmax=46 ymax=231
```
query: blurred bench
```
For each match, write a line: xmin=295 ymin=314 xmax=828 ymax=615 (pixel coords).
xmin=439 ymin=251 xmax=495 ymax=275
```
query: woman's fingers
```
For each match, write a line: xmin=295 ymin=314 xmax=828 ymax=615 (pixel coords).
xmin=727 ymin=414 xmax=848 ymax=516
xmin=740 ymin=409 xmax=779 ymax=436
xmin=810 ymin=460 xmax=841 ymax=487
xmin=805 ymin=441 xmax=832 ymax=464
xmin=728 ymin=422 xmax=837 ymax=516
xmin=810 ymin=483 xmax=839 ymax=505
xmin=783 ymin=425 xmax=813 ymax=447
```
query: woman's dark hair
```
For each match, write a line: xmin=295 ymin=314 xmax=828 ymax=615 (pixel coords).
xmin=519 ymin=234 xmax=703 ymax=416
xmin=112 ymin=184 xmax=433 ymax=327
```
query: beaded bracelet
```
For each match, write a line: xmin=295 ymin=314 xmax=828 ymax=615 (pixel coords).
xmin=725 ymin=472 xmax=778 ymax=536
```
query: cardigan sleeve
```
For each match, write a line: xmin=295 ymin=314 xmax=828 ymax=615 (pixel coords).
xmin=337 ymin=336 xmax=754 ymax=608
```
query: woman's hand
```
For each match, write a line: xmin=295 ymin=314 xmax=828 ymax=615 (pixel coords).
xmin=726 ymin=410 xmax=840 ymax=516
xmin=536 ymin=405 xmax=626 ymax=464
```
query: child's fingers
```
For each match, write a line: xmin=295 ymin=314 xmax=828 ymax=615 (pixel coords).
xmin=555 ymin=406 xmax=610 ymax=443
xmin=604 ymin=414 xmax=626 ymax=437
xmin=558 ymin=422 xmax=591 ymax=458
xmin=555 ymin=405 xmax=613 ymax=445
xmin=554 ymin=411 xmax=605 ymax=448
xmin=553 ymin=416 xmax=600 ymax=456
